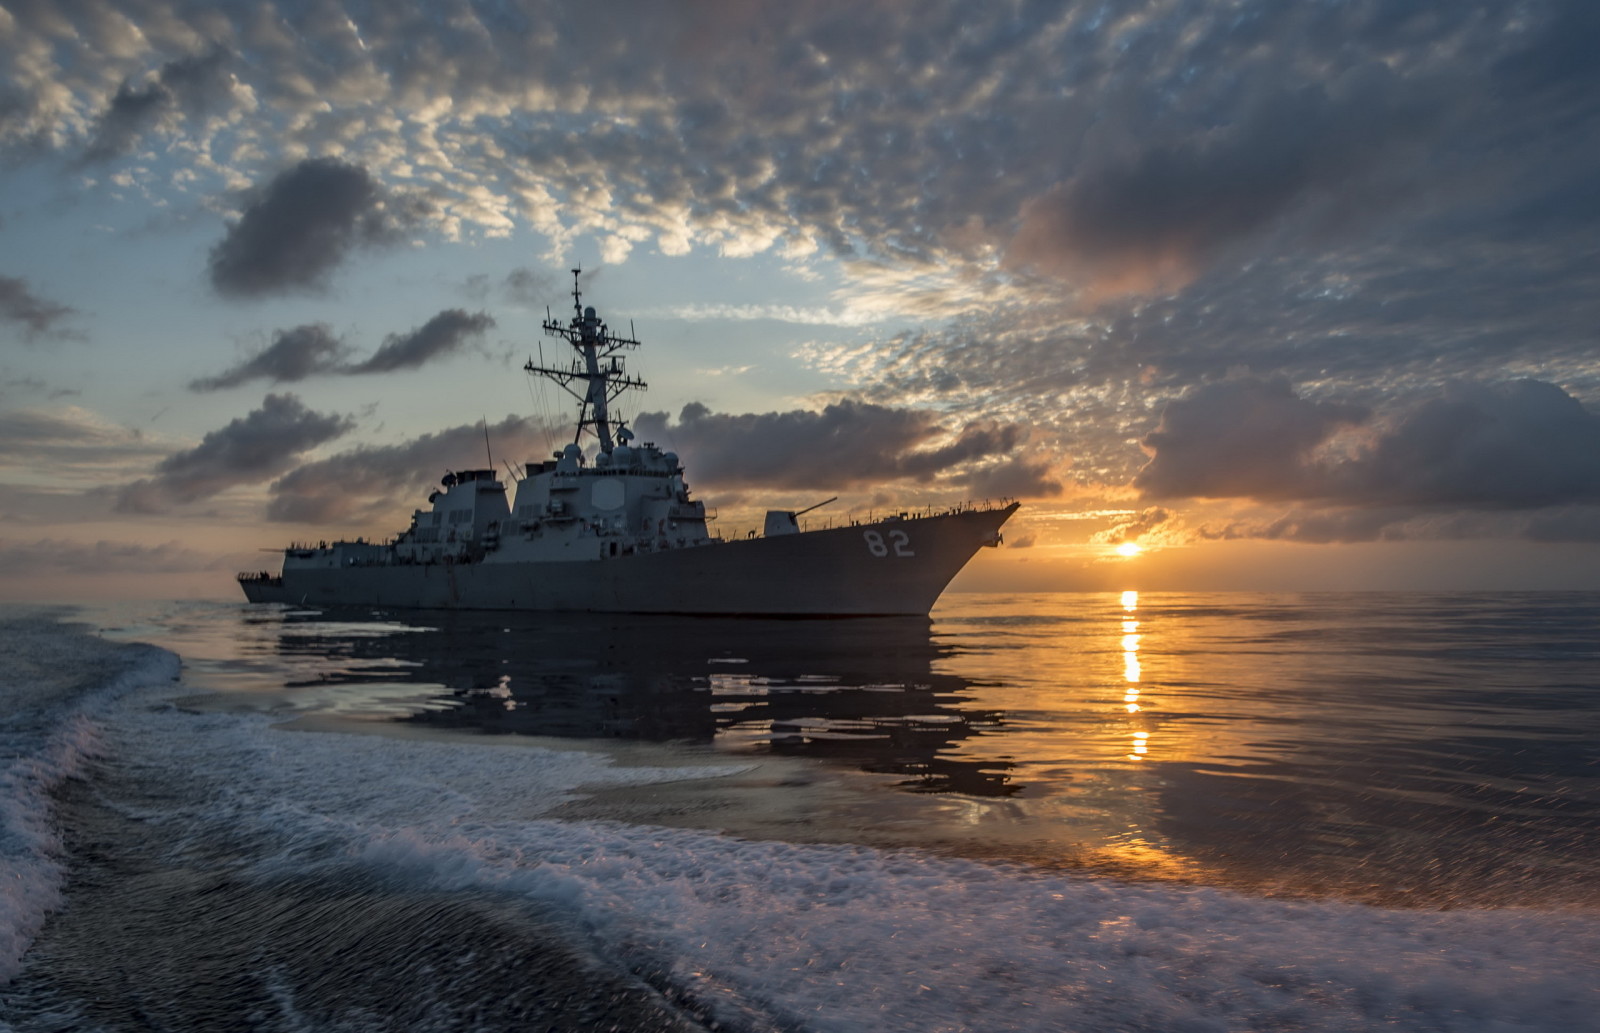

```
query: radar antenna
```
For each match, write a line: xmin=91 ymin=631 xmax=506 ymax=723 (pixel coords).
xmin=525 ymin=268 xmax=647 ymax=453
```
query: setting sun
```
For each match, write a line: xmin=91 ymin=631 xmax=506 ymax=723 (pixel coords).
xmin=1115 ymin=542 xmax=1143 ymax=557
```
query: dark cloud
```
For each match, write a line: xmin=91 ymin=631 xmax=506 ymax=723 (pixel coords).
xmin=952 ymin=456 xmax=1063 ymax=500
xmin=1135 ymin=377 xmax=1369 ymax=500
xmin=632 ymin=400 xmax=1041 ymax=493
xmin=189 ymin=324 xmax=349 ymax=391
xmin=346 ymin=310 xmax=496 ymax=374
xmin=266 ymin=415 xmax=547 ymax=524
xmin=80 ymin=48 xmax=234 ymax=164
xmin=1132 ymin=380 xmax=1600 ymax=521
xmin=1006 ymin=67 xmax=1430 ymax=298
xmin=503 ymin=268 xmax=558 ymax=306
xmin=208 ymin=159 xmax=420 ymax=298
xmin=1325 ymin=379 xmax=1600 ymax=509
xmin=116 ymin=393 xmax=354 ymax=513
xmin=190 ymin=310 xmax=494 ymax=390
xmin=81 ymin=80 xmax=170 ymax=165
xmin=0 ymin=277 xmax=76 ymax=340
xmin=1200 ymin=505 xmax=1600 ymax=546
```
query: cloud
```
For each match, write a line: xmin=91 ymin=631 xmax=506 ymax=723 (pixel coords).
xmin=0 ymin=277 xmax=77 ymax=340
xmin=503 ymin=268 xmax=558 ymax=306
xmin=1135 ymin=377 xmax=1369 ymax=501
xmin=951 ymin=456 xmax=1063 ymax=500
xmin=81 ymin=48 xmax=236 ymax=164
xmin=1199 ymin=505 xmax=1600 ymax=546
xmin=1324 ymin=379 xmax=1600 ymax=509
xmin=189 ymin=310 xmax=495 ymax=390
xmin=1090 ymin=507 xmax=1176 ymax=546
xmin=189 ymin=324 xmax=349 ymax=391
xmin=116 ymin=393 xmax=354 ymax=513
xmin=632 ymin=400 xmax=1043 ymax=494
xmin=0 ymin=406 xmax=165 ymax=472
xmin=208 ymin=159 xmax=422 ymax=298
xmin=1143 ymin=378 xmax=1600 ymax=542
xmin=3 ymin=0 xmax=1600 ymax=561
xmin=266 ymin=414 xmax=549 ymax=524
xmin=1006 ymin=67 xmax=1430 ymax=298
xmin=346 ymin=310 xmax=496 ymax=374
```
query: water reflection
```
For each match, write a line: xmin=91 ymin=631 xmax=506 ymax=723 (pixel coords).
xmin=179 ymin=591 xmax=1600 ymax=905
xmin=264 ymin=608 xmax=1020 ymax=796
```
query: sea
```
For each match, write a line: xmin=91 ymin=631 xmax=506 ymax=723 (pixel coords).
xmin=1 ymin=591 xmax=1597 ymax=1032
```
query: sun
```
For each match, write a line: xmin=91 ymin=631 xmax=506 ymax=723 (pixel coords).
xmin=1115 ymin=541 xmax=1143 ymax=558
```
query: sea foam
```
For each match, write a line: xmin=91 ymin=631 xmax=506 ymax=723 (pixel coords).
xmin=0 ymin=611 xmax=180 ymax=983
xmin=92 ymin=671 xmax=1600 ymax=1033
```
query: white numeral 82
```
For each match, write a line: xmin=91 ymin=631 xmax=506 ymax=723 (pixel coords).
xmin=863 ymin=529 xmax=914 ymax=557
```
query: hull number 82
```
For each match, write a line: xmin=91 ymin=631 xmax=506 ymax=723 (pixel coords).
xmin=863 ymin=529 xmax=914 ymax=557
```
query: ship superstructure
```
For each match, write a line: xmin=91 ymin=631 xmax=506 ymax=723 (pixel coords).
xmin=241 ymin=272 xmax=1016 ymax=615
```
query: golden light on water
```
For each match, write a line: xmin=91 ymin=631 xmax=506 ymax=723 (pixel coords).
xmin=1123 ymin=591 xmax=1146 ymax=752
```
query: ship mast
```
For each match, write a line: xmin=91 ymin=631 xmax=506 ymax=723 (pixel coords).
xmin=527 ymin=269 xmax=647 ymax=453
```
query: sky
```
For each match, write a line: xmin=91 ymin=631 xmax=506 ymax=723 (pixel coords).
xmin=2 ymin=0 xmax=1599 ymax=600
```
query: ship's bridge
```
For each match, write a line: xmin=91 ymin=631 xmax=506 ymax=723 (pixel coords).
xmin=510 ymin=441 xmax=710 ymax=552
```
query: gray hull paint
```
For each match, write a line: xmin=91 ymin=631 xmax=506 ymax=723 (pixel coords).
xmin=241 ymin=504 xmax=1016 ymax=615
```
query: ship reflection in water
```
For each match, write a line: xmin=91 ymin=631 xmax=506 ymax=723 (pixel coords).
xmin=267 ymin=608 xmax=1019 ymax=797
xmin=240 ymin=590 xmax=1600 ymax=905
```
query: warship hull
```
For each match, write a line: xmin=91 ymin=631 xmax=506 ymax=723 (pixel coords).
xmin=241 ymin=504 xmax=1015 ymax=616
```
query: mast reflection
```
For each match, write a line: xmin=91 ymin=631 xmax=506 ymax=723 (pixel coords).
xmin=267 ymin=609 xmax=1019 ymax=796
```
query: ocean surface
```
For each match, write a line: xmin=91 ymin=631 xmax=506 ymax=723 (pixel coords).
xmin=1 ymin=592 xmax=1597 ymax=1032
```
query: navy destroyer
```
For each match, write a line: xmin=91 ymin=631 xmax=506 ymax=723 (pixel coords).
xmin=239 ymin=273 xmax=1017 ymax=615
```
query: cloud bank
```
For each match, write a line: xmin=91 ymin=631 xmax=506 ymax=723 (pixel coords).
xmin=266 ymin=414 xmax=548 ymax=524
xmin=1139 ymin=377 xmax=1600 ymax=542
xmin=116 ymin=393 xmax=354 ymax=512
xmin=632 ymin=400 xmax=1054 ymax=496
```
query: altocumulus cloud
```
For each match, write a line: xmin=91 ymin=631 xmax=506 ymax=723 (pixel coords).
xmin=208 ymin=159 xmax=424 ymax=298
xmin=80 ymin=47 xmax=236 ymax=165
xmin=116 ymin=393 xmax=354 ymax=513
